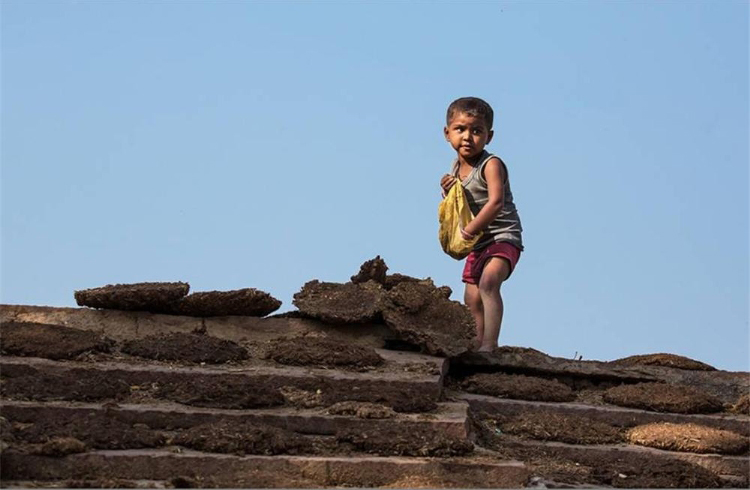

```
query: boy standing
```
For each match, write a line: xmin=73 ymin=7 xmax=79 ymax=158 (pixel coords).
xmin=440 ymin=97 xmax=523 ymax=352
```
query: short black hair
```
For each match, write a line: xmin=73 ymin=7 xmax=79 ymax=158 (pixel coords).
xmin=446 ymin=97 xmax=494 ymax=129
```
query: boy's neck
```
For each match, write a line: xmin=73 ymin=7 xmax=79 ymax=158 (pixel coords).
xmin=457 ymin=150 xmax=485 ymax=167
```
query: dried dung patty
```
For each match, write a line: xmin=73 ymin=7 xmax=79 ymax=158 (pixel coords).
xmin=730 ymin=394 xmax=750 ymax=415
xmin=497 ymin=412 xmax=622 ymax=444
xmin=156 ymin=374 xmax=285 ymax=409
xmin=0 ymin=321 xmax=113 ymax=360
xmin=74 ymin=282 xmax=189 ymax=312
xmin=382 ymin=275 xmax=452 ymax=298
xmin=121 ymin=332 xmax=248 ymax=363
xmin=602 ymin=382 xmax=724 ymax=414
xmin=326 ymin=381 xmax=438 ymax=413
xmin=460 ymin=373 xmax=576 ymax=402
xmin=610 ymin=353 xmax=716 ymax=371
xmin=169 ymin=288 xmax=281 ymax=317
xmin=383 ymin=273 xmax=421 ymax=289
xmin=280 ymin=386 xmax=324 ymax=408
xmin=383 ymin=475 xmax=444 ymax=489
xmin=627 ymin=422 xmax=748 ymax=455
xmin=327 ymin=401 xmax=396 ymax=419
xmin=590 ymin=455 xmax=723 ymax=488
xmin=267 ymin=337 xmax=384 ymax=369
xmin=10 ymin=412 xmax=164 ymax=450
xmin=351 ymin=256 xmax=388 ymax=285
xmin=382 ymin=273 xmax=420 ymax=290
xmin=292 ymin=280 xmax=384 ymax=324
xmin=337 ymin=425 xmax=473 ymax=457
xmin=31 ymin=437 xmax=87 ymax=456
xmin=476 ymin=421 xmax=725 ymax=489
xmin=63 ymin=478 xmax=150 ymax=489
xmin=0 ymin=368 xmax=130 ymax=402
xmin=381 ymin=281 xmax=474 ymax=357
xmin=173 ymin=420 xmax=311 ymax=455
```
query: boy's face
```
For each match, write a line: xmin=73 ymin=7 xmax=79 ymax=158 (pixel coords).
xmin=444 ymin=112 xmax=494 ymax=161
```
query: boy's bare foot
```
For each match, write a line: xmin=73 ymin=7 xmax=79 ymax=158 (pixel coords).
xmin=477 ymin=343 xmax=495 ymax=353
xmin=471 ymin=338 xmax=482 ymax=351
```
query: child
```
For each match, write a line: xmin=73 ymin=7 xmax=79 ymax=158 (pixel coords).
xmin=440 ymin=97 xmax=524 ymax=352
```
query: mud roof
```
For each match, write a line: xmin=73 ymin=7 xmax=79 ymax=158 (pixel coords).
xmin=1 ymin=257 xmax=747 ymax=487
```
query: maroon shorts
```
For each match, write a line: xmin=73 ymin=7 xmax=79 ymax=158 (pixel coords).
xmin=462 ymin=242 xmax=522 ymax=284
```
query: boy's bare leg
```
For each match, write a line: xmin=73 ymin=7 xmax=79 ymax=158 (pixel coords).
xmin=477 ymin=257 xmax=511 ymax=352
xmin=464 ymin=283 xmax=484 ymax=349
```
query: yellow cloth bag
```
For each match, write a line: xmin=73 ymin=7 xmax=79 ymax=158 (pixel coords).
xmin=438 ymin=180 xmax=482 ymax=260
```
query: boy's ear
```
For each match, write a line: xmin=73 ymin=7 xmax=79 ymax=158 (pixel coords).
xmin=443 ymin=126 xmax=449 ymax=140
xmin=487 ymin=129 xmax=494 ymax=145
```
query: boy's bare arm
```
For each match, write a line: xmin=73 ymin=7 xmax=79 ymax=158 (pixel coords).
xmin=462 ymin=158 xmax=505 ymax=238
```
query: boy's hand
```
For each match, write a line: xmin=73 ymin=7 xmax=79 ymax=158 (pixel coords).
xmin=460 ymin=226 xmax=476 ymax=241
xmin=440 ymin=174 xmax=457 ymax=195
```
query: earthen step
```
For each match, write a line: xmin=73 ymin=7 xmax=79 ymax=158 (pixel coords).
xmin=0 ymin=355 xmax=442 ymax=412
xmin=0 ymin=448 xmax=530 ymax=488
xmin=460 ymin=392 xmax=750 ymax=436
xmin=453 ymin=350 xmax=748 ymax=404
xmin=1 ymin=399 xmax=470 ymax=439
xmin=0 ymin=480 xmax=170 ymax=489
xmin=0 ymin=304 xmax=393 ymax=348
xmin=501 ymin=437 xmax=749 ymax=480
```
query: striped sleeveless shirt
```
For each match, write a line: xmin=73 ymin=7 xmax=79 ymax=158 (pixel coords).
xmin=451 ymin=151 xmax=524 ymax=251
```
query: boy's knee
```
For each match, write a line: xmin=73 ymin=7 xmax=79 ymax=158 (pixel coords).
xmin=478 ymin=258 xmax=510 ymax=293
xmin=464 ymin=293 xmax=482 ymax=311
xmin=478 ymin=276 xmax=502 ymax=295
xmin=463 ymin=287 xmax=482 ymax=310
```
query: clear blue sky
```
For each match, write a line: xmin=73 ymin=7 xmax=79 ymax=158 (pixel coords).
xmin=2 ymin=1 xmax=748 ymax=371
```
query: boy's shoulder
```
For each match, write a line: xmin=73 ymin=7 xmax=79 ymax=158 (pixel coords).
xmin=480 ymin=154 xmax=508 ymax=181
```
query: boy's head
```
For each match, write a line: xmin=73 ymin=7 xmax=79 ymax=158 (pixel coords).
xmin=446 ymin=97 xmax=494 ymax=130
xmin=444 ymin=97 xmax=495 ymax=159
